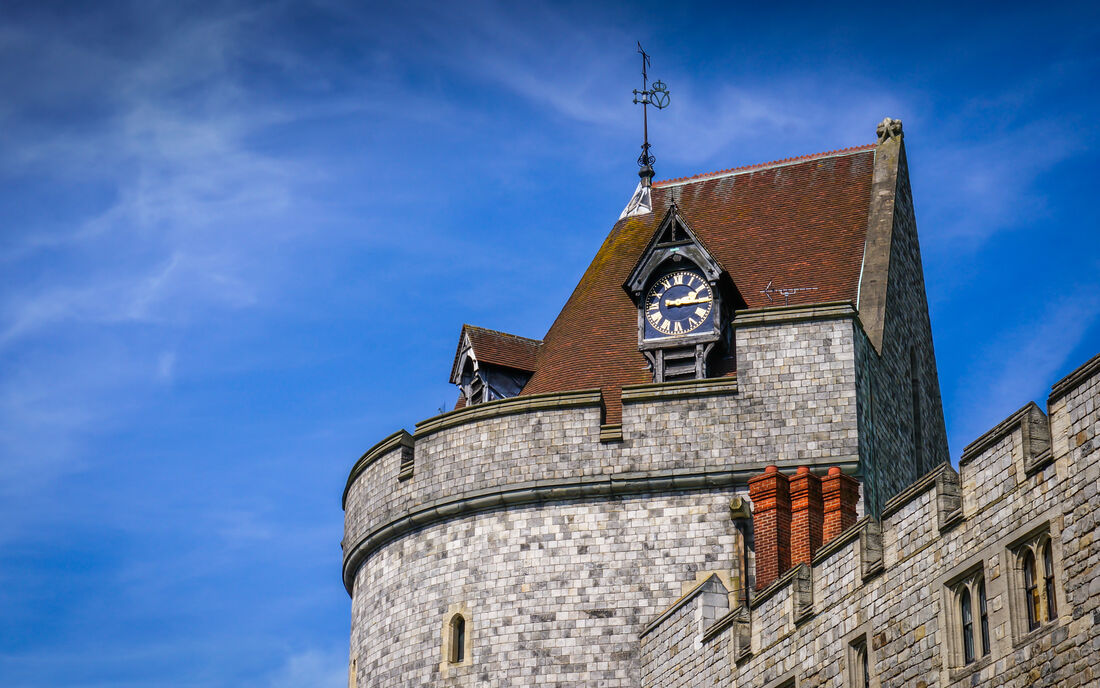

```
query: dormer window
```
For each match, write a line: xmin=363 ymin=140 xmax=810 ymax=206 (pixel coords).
xmin=449 ymin=325 xmax=541 ymax=408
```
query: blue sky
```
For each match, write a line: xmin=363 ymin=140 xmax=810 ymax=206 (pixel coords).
xmin=1 ymin=1 xmax=1098 ymax=686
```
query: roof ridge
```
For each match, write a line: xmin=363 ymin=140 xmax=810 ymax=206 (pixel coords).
xmin=654 ymin=143 xmax=876 ymax=188
xmin=463 ymin=324 xmax=543 ymax=344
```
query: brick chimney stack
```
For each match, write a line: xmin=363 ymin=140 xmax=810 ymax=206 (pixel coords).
xmin=747 ymin=466 xmax=791 ymax=591
xmin=789 ymin=467 xmax=823 ymax=566
xmin=821 ymin=467 xmax=860 ymax=542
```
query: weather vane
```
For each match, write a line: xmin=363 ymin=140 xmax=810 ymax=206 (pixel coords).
xmin=632 ymin=42 xmax=670 ymax=187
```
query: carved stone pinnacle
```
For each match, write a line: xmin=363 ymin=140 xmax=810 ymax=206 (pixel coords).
xmin=876 ymin=117 xmax=903 ymax=143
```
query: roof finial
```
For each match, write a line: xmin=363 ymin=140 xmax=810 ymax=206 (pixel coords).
xmin=632 ymin=42 xmax=670 ymax=188
xmin=876 ymin=117 xmax=903 ymax=144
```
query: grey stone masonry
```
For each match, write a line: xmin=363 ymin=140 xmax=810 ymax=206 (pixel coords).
xmin=855 ymin=138 xmax=950 ymax=516
xmin=343 ymin=314 xmax=869 ymax=594
xmin=350 ymin=491 xmax=743 ymax=688
xmin=637 ymin=349 xmax=1100 ymax=687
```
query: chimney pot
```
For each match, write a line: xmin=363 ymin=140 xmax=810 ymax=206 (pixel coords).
xmin=748 ymin=467 xmax=791 ymax=591
xmin=822 ymin=467 xmax=860 ymax=543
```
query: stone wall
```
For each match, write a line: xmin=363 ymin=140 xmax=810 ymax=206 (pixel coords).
xmin=343 ymin=316 xmax=862 ymax=593
xmin=349 ymin=490 xmax=744 ymax=688
xmin=639 ymin=576 xmax=731 ymax=688
xmin=855 ymin=142 xmax=950 ymax=517
xmin=638 ymin=351 xmax=1100 ymax=687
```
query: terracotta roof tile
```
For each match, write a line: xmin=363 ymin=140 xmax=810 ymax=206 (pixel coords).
xmin=454 ymin=324 xmax=542 ymax=375
xmin=520 ymin=145 xmax=877 ymax=422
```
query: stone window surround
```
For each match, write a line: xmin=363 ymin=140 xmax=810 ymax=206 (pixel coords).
xmin=762 ymin=674 xmax=797 ymax=688
xmin=935 ymin=510 xmax=1065 ymax=681
xmin=844 ymin=623 xmax=877 ymax=688
xmin=943 ymin=563 xmax=989 ymax=670
xmin=439 ymin=603 xmax=473 ymax=677
xmin=1005 ymin=522 xmax=1064 ymax=643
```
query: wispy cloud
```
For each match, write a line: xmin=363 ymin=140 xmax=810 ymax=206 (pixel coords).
xmin=266 ymin=647 xmax=347 ymax=688
xmin=950 ymin=284 xmax=1100 ymax=452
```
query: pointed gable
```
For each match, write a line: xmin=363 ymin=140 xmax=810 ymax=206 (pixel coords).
xmin=623 ymin=201 xmax=725 ymax=298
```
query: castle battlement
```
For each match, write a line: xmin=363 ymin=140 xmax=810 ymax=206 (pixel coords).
xmin=637 ymin=350 xmax=1100 ymax=687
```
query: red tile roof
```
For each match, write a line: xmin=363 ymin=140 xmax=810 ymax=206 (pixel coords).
xmin=452 ymin=324 xmax=542 ymax=376
xmin=520 ymin=145 xmax=877 ymax=422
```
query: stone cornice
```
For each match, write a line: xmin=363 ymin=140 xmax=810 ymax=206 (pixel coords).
xmin=959 ymin=402 xmax=1043 ymax=466
xmin=620 ymin=375 xmax=738 ymax=403
xmin=880 ymin=462 xmax=950 ymax=519
xmin=750 ymin=562 xmax=804 ymax=609
xmin=412 ymin=388 xmax=602 ymax=438
xmin=732 ymin=301 xmax=856 ymax=328
xmin=639 ymin=572 xmax=725 ymax=639
xmin=1049 ymin=350 xmax=1100 ymax=402
xmin=810 ymin=516 xmax=869 ymax=566
xmin=342 ymin=467 xmax=762 ymax=595
xmin=342 ymin=430 xmax=413 ymax=509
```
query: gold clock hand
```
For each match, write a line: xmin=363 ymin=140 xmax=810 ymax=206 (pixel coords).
xmin=665 ymin=295 xmax=712 ymax=307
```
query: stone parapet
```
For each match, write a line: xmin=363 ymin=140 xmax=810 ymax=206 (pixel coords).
xmin=343 ymin=317 xmax=863 ymax=593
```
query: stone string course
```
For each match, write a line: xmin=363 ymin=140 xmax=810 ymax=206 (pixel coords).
xmin=343 ymin=318 xmax=866 ymax=581
xmin=350 ymin=490 xmax=745 ymax=688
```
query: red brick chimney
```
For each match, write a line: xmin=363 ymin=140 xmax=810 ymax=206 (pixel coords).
xmin=821 ymin=467 xmax=860 ymax=543
xmin=789 ymin=467 xmax=823 ymax=566
xmin=748 ymin=466 xmax=790 ymax=590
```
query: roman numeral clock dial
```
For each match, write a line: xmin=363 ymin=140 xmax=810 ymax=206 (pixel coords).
xmin=644 ymin=270 xmax=714 ymax=337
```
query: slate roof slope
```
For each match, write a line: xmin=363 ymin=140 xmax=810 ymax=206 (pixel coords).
xmin=451 ymin=324 xmax=542 ymax=379
xmin=520 ymin=145 xmax=877 ymax=423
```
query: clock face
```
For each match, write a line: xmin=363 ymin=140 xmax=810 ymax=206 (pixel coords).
xmin=644 ymin=270 xmax=714 ymax=337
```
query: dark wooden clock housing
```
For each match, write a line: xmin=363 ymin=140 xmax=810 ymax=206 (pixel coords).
xmin=623 ymin=202 xmax=742 ymax=382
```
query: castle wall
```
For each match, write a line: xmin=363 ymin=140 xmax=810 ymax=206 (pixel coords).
xmin=344 ymin=317 xmax=861 ymax=592
xmin=343 ymin=316 xmax=868 ymax=685
xmin=349 ymin=490 xmax=743 ymax=688
xmin=639 ymin=352 xmax=1100 ymax=688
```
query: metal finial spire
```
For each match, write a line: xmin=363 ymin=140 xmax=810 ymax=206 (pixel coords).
xmin=632 ymin=42 xmax=669 ymax=187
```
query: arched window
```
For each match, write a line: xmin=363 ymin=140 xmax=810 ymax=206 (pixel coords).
xmin=858 ymin=642 xmax=869 ymax=688
xmin=1023 ymin=550 xmax=1039 ymax=631
xmin=960 ymin=587 xmax=974 ymax=664
xmin=848 ymin=635 xmax=870 ymax=688
xmin=978 ymin=580 xmax=990 ymax=657
xmin=1043 ymin=540 xmax=1057 ymax=621
xmin=449 ymin=614 xmax=465 ymax=663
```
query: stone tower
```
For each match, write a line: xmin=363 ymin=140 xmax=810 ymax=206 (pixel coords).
xmin=342 ymin=119 xmax=956 ymax=685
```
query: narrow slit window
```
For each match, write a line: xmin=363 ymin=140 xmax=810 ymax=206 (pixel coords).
xmin=978 ymin=580 xmax=990 ymax=656
xmin=1043 ymin=541 xmax=1057 ymax=621
xmin=1023 ymin=551 xmax=1040 ymax=631
xmin=910 ymin=347 xmax=922 ymax=465
xmin=860 ymin=643 xmax=869 ymax=688
xmin=848 ymin=635 xmax=870 ymax=688
xmin=960 ymin=587 xmax=974 ymax=664
xmin=450 ymin=615 xmax=465 ymax=663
